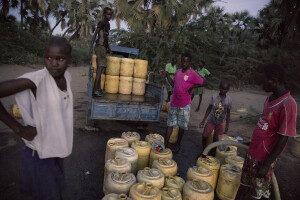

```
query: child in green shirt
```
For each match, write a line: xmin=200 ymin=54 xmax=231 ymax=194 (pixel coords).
xmin=165 ymin=57 xmax=177 ymax=102
xmin=192 ymin=61 xmax=210 ymax=112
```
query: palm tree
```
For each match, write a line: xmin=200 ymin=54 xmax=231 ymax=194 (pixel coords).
xmin=114 ymin=0 xmax=211 ymax=32
xmin=47 ymin=0 xmax=70 ymax=36
xmin=0 ymin=0 xmax=18 ymax=17
xmin=66 ymin=0 xmax=109 ymax=41
xmin=18 ymin=0 xmax=47 ymax=33
xmin=259 ymin=0 xmax=300 ymax=46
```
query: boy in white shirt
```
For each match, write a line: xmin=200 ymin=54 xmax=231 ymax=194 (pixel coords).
xmin=0 ymin=36 xmax=73 ymax=200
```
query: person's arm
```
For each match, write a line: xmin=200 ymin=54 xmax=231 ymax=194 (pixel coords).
xmin=187 ymin=77 xmax=208 ymax=94
xmin=90 ymin=22 xmax=105 ymax=55
xmin=202 ymin=78 xmax=208 ymax=87
xmin=90 ymin=27 xmax=99 ymax=55
xmin=165 ymin=72 xmax=174 ymax=87
xmin=104 ymin=31 xmax=112 ymax=55
xmin=257 ymin=135 xmax=288 ymax=177
xmin=200 ymin=104 xmax=212 ymax=126
xmin=0 ymin=78 xmax=37 ymax=141
xmin=205 ymin=69 xmax=210 ymax=76
xmin=187 ymin=84 xmax=201 ymax=94
xmin=225 ymin=108 xmax=230 ymax=133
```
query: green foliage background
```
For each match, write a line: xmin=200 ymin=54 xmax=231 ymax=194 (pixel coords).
xmin=110 ymin=17 xmax=300 ymax=91
xmin=0 ymin=16 xmax=90 ymax=66
xmin=1 ymin=1 xmax=299 ymax=92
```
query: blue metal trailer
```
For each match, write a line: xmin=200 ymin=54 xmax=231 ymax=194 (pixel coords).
xmin=85 ymin=46 xmax=164 ymax=126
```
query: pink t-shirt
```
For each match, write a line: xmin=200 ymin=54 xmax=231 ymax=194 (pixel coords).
xmin=248 ymin=92 xmax=298 ymax=162
xmin=171 ymin=68 xmax=204 ymax=107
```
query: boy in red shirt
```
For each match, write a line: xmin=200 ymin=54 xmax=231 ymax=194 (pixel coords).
xmin=237 ymin=63 xmax=298 ymax=199
xmin=162 ymin=52 xmax=207 ymax=153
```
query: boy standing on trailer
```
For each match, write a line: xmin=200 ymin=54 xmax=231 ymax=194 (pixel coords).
xmin=0 ymin=37 xmax=73 ymax=200
xmin=191 ymin=60 xmax=210 ymax=112
xmin=162 ymin=52 xmax=207 ymax=153
xmin=90 ymin=7 xmax=113 ymax=97
xmin=237 ymin=63 xmax=298 ymax=200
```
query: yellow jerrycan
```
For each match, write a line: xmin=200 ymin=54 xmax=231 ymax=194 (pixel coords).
xmin=129 ymin=182 xmax=161 ymax=200
xmin=103 ymin=171 xmax=136 ymax=196
xmin=183 ymin=180 xmax=214 ymax=200
xmin=216 ymin=164 xmax=242 ymax=200
xmin=186 ymin=166 xmax=214 ymax=188
xmin=106 ymin=56 xmax=121 ymax=76
xmin=102 ymin=193 xmax=132 ymax=200
xmin=120 ymin=58 xmax=134 ymax=77
xmin=196 ymin=156 xmax=221 ymax=189
xmin=152 ymin=158 xmax=178 ymax=177
xmin=121 ymin=132 xmax=140 ymax=146
xmin=105 ymin=138 xmax=129 ymax=162
xmin=215 ymin=146 xmax=237 ymax=165
xmin=131 ymin=141 xmax=151 ymax=171
xmin=115 ymin=147 xmax=138 ymax=175
xmin=225 ymin=155 xmax=245 ymax=169
xmin=149 ymin=148 xmax=173 ymax=167
xmin=104 ymin=157 xmax=131 ymax=183
xmin=169 ymin=127 xmax=179 ymax=144
xmin=137 ymin=167 xmax=165 ymax=189
xmin=165 ymin=176 xmax=185 ymax=193
xmin=161 ymin=187 xmax=182 ymax=200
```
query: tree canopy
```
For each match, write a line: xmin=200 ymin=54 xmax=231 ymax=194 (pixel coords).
xmin=0 ymin=0 xmax=299 ymax=91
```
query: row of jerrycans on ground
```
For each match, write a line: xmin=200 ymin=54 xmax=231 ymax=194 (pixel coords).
xmin=103 ymin=131 xmax=244 ymax=200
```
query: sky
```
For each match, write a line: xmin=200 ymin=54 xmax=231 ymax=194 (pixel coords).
xmin=9 ymin=0 xmax=270 ymax=35
xmin=214 ymin=0 xmax=270 ymax=17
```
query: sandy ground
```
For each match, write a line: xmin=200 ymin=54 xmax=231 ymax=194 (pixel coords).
xmin=0 ymin=64 xmax=299 ymax=200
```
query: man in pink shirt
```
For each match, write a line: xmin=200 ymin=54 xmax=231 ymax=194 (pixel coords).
xmin=237 ymin=63 xmax=298 ymax=199
xmin=162 ymin=52 xmax=207 ymax=153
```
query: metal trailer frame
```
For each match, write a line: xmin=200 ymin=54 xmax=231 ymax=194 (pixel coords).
xmin=85 ymin=46 xmax=164 ymax=127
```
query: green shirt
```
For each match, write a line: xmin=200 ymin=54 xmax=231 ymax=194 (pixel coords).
xmin=165 ymin=63 xmax=177 ymax=79
xmin=198 ymin=67 xmax=210 ymax=77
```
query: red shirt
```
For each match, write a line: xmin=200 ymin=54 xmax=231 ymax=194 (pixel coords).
xmin=248 ymin=92 xmax=298 ymax=162
xmin=171 ymin=68 xmax=203 ymax=107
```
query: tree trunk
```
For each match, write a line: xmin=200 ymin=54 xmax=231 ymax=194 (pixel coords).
xmin=1 ymin=0 xmax=9 ymax=17
xmin=50 ymin=16 xmax=64 ymax=36
xmin=20 ymin=0 xmax=24 ymax=29
xmin=30 ymin=2 xmax=39 ymax=35
xmin=69 ymin=25 xmax=81 ymax=41
xmin=116 ymin=17 xmax=121 ymax=29
xmin=281 ymin=0 xmax=300 ymax=46
xmin=63 ymin=27 xmax=71 ymax=37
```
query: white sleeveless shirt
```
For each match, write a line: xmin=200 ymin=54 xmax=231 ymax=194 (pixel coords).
xmin=15 ymin=68 xmax=73 ymax=158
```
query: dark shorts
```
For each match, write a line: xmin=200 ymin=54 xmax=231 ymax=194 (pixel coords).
xmin=241 ymin=153 xmax=276 ymax=199
xmin=165 ymin=79 xmax=173 ymax=92
xmin=95 ymin=45 xmax=107 ymax=67
xmin=20 ymin=147 xmax=65 ymax=200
